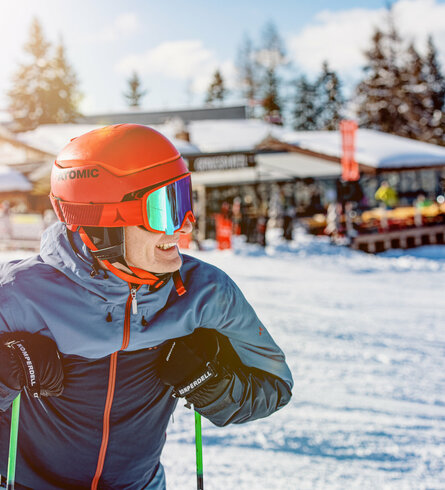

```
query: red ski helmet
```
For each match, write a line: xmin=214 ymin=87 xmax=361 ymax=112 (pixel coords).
xmin=50 ymin=124 xmax=195 ymax=232
xmin=50 ymin=124 xmax=194 ymax=290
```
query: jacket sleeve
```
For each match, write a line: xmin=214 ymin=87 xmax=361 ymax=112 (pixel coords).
xmin=0 ymin=298 xmax=21 ymax=411
xmin=196 ymin=275 xmax=293 ymax=427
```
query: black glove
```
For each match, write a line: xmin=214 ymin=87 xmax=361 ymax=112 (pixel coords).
xmin=0 ymin=332 xmax=64 ymax=398
xmin=157 ymin=329 xmax=232 ymax=408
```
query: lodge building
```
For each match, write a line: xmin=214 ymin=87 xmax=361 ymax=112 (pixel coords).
xmin=1 ymin=106 xmax=445 ymax=241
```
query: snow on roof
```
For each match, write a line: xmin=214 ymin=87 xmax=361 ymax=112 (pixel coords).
xmin=147 ymin=118 xmax=282 ymax=153
xmin=16 ymin=124 xmax=101 ymax=155
xmin=188 ymin=119 xmax=282 ymax=153
xmin=16 ymin=123 xmax=200 ymax=156
xmin=280 ymin=128 xmax=445 ymax=169
xmin=0 ymin=166 xmax=32 ymax=192
xmin=151 ymin=120 xmax=445 ymax=169
xmin=13 ymin=121 xmax=445 ymax=171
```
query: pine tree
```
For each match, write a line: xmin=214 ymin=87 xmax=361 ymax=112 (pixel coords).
xmin=354 ymin=5 xmax=415 ymax=137
xmin=257 ymin=21 xmax=286 ymax=124
xmin=124 ymin=71 xmax=147 ymax=108
xmin=402 ymin=43 xmax=429 ymax=140
xmin=355 ymin=10 xmax=445 ymax=145
xmin=355 ymin=23 xmax=410 ymax=135
xmin=423 ymin=36 xmax=445 ymax=144
xmin=47 ymin=40 xmax=81 ymax=123
xmin=292 ymin=75 xmax=319 ymax=130
xmin=205 ymin=69 xmax=227 ymax=105
xmin=235 ymin=34 xmax=259 ymax=106
xmin=8 ymin=18 xmax=81 ymax=130
xmin=315 ymin=61 xmax=344 ymax=130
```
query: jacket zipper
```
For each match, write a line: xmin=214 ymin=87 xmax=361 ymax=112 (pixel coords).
xmin=130 ymin=286 xmax=138 ymax=315
xmin=91 ymin=283 xmax=141 ymax=489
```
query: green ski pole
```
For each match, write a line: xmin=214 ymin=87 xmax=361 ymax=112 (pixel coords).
xmin=194 ymin=411 xmax=204 ymax=490
xmin=7 ymin=394 xmax=21 ymax=490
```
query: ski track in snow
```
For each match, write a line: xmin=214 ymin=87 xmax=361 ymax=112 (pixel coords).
xmin=2 ymin=229 xmax=444 ymax=489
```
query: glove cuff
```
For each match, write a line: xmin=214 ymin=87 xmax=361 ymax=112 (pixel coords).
xmin=7 ymin=340 xmax=41 ymax=398
xmin=172 ymin=361 xmax=219 ymax=398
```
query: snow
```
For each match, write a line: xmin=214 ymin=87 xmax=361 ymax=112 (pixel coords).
xmin=1 ymin=229 xmax=444 ymax=489
xmin=11 ymin=121 xmax=445 ymax=174
xmin=279 ymin=128 xmax=445 ymax=169
xmin=16 ymin=123 xmax=200 ymax=156
xmin=155 ymin=120 xmax=445 ymax=169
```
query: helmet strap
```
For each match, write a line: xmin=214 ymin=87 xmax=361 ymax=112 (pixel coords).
xmin=76 ymin=226 xmax=186 ymax=294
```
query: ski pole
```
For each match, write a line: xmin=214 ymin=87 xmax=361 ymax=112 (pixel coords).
xmin=7 ymin=394 xmax=21 ymax=490
xmin=194 ymin=411 xmax=204 ymax=490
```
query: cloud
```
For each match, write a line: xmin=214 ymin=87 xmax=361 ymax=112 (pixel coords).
xmin=287 ymin=0 xmax=445 ymax=78
xmin=116 ymin=40 xmax=213 ymax=79
xmin=95 ymin=12 xmax=140 ymax=42
xmin=116 ymin=40 xmax=235 ymax=95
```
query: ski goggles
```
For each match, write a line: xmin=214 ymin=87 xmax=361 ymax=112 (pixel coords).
xmin=140 ymin=174 xmax=195 ymax=234
xmin=51 ymin=173 xmax=195 ymax=233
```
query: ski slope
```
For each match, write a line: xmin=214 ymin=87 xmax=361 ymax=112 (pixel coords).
xmin=2 ymin=229 xmax=444 ymax=489
xmin=163 ymin=230 xmax=445 ymax=490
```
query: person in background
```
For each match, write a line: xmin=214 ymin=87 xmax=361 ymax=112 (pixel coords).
xmin=0 ymin=200 xmax=12 ymax=239
xmin=375 ymin=180 xmax=398 ymax=209
xmin=0 ymin=125 xmax=292 ymax=490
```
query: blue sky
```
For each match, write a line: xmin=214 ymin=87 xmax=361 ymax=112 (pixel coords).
xmin=1 ymin=0 xmax=445 ymax=115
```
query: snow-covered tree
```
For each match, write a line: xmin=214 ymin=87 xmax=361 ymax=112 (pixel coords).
xmin=8 ymin=18 xmax=81 ymax=130
xmin=257 ymin=21 xmax=286 ymax=124
xmin=124 ymin=71 xmax=147 ymax=108
xmin=292 ymin=62 xmax=344 ymax=131
xmin=315 ymin=61 xmax=344 ymax=130
xmin=402 ymin=43 xmax=429 ymax=140
xmin=355 ymin=20 xmax=410 ymax=136
xmin=422 ymin=36 xmax=445 ymax=144
xmin=292 ymin=75 xmax=319 ymax=130
xmin=235 ymin=34 xmax=259 ymax=106
xmin=205 ymin=69 xmax=227 ymax=105
xmin=355 ymin=10 xmax=445 ymax=146
xmin=48 ymin=40 xmax=81 ymax=122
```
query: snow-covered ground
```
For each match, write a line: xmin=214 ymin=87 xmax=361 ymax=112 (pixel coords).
xmin=2 ymin=229 xmax=444 ymax=489
xmin=162 ymin=229 xmax=445 ymax=490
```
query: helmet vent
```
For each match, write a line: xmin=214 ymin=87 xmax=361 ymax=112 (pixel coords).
xmin=59 ymin=202 xmax=104 ymax=226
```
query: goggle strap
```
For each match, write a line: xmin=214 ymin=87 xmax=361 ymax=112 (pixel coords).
xmin=79 ymin=228 xmax=159 ymax=285
xmin=51 ymin=194 xmax=143 ymax=227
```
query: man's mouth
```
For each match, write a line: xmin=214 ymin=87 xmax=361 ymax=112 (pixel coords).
xmin=156 ymin=242 xmax=177 ymax=251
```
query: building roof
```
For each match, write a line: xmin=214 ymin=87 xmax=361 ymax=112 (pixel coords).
xmin=150 ymin=120 xmax=445 ymax=170
xmin=16 ymin=123 xmax=200 ymax=157
xmin=279 ymin=128 xmax=445 ymax=170
xmin=80 ymin=105 xmax=247 ymax=126
xmin=3 ymin=120 xmax=445 ymax=195
xmin=12 ymin=120 xmax=445 ymax=171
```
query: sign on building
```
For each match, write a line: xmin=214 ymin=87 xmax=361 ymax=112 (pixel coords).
xmin=186 ymin=152 xmax=256 ymax=172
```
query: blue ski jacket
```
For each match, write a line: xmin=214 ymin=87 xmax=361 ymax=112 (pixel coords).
xmin=0 ymin=222 xmax=293 ymax=489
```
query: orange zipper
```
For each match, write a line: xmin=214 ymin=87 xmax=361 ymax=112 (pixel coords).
xmin=90 ymin=352 xmax=117 ymax=490
xmin=90 ymin=284 xmax=140 ymax=489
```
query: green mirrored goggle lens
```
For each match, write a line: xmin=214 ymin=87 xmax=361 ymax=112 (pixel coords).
xmin=146 ymin=175 xmax=193 ymax=234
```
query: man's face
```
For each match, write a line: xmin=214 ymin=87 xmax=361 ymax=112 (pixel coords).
xmin=123 ymin=218 xmax=193 ymax=273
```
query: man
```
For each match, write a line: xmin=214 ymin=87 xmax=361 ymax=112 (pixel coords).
xmin=0 ymin=124 xmax=293 ymax=489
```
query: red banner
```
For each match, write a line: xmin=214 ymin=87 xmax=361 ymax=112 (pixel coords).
xmin=340 ymin=120 xmax=359 ymax=182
